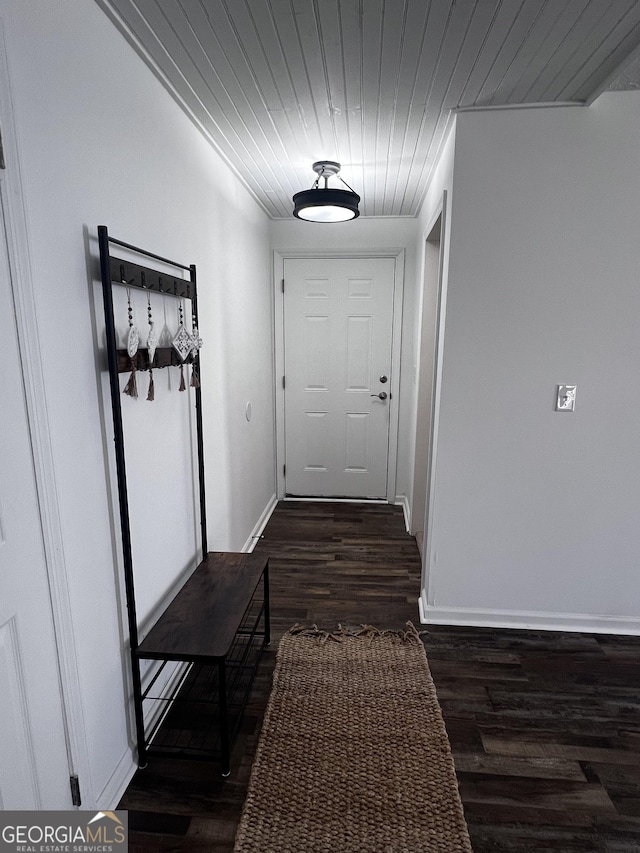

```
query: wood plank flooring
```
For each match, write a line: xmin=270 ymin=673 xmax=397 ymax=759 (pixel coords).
xmin=118 ymin=501 xmax=640 ymax=852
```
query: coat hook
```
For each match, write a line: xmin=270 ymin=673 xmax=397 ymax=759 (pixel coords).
xmin=141 ymin=271 xmax=146 ymax=288
xmin=120 ymin=264 xmax=126 ymax=283
xmin=158 ymin=275 xmax=164 ymax=293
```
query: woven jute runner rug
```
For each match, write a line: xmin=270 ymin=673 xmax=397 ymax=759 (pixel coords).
xmin=233 ymin=624 xmax=472 ymax=853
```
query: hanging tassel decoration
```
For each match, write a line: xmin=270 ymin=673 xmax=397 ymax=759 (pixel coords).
xmin=172 ymin=301 xmax=190 ymax=393
xmin=123 ymin=289 xmax=140 ymax=398
xmin=188 ymin=309 xmax=203 ymax=391
xmin=146 ymin=291 xmax=158 ymax=363
xmin=147 ymin=368 xmax=155 ymax=401
xmin=124 ymin=357 xmax=138 ymax=398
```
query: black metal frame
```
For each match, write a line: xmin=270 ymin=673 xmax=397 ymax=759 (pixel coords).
xmin=98 ymin=225 xmax=207 ymax=766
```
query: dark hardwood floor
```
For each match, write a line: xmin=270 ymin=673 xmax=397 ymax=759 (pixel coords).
xmin=118 ymin=501 xmax=640 ymax=852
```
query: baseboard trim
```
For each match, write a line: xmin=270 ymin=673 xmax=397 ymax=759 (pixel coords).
xmin=419 ymin=593 xmax=640 ymax=636
xmin=98 ymin=746 xmax=136 ymax=811
xmin=282 ymin=497 xmax=387 ymax=503
xmin=242 ymin=493 xmax=278 ymax=553
xmin=395 ymin=495 xmax=410 ymax=532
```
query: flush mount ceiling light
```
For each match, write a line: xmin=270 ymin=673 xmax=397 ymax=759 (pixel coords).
xmin=292 ymin=161 xmax=360 ymax=222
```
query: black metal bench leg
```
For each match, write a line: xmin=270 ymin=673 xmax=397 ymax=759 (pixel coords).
xmin=264 ymin=561 xmax=271 ymax=647
xmin=131 ymin=652 xmax=148 ymax=768
xmin=218 ymin=660 xmax=230 ymax=777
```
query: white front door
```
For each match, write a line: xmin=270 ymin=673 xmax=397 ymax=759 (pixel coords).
xmin=0 ymin=189 xmax=72 ymax=808
xmin=283 ymin=257 xmax=396 ymax=498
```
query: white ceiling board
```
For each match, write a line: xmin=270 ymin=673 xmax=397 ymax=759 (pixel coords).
xmin=500 ymin=1 xmax=586 ymax=104
xmin=605 ymin=48 xmax=640 ymax=92
xmin=96 ymin=0 xmax=640 ymax=219
xmin=567 ymin=1 xmax=640 ymax=101
xmin=522 ymin=0 xmax=605 ymax=102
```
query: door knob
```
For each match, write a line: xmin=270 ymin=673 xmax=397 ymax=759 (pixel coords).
xmin=379 ymin=375 xmax=388 ymax=383
xmin=371 ymin=391 xmax=388 ymax=400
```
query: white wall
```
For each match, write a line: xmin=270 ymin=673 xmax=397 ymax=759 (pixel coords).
xmin=421 ymin=95 xmax=640 ymax=634
xmin=1 ymin=0 xmax=275 ymax=806
xmin=270 ymin=217 xmax=419 ymax=505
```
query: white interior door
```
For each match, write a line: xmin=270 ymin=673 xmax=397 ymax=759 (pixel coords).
xmin=0 ymin=193 xmax=72 ymax=808
xmin=284 ymin=257 xmax=396 ymax=498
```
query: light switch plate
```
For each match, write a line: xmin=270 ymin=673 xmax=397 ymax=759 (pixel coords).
xmin=556 ymin=385 xmax=577 ymax=412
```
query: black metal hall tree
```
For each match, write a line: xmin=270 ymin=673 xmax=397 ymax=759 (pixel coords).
xmin=98 ymin=226 xmax=270 ymax=776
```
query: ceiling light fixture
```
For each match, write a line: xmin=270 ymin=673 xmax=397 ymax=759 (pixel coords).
xmin=292 ymin=161 xmax=360 ymax=222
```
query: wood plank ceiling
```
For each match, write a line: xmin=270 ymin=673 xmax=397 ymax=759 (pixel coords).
xmin=98 ymin=0 xmax=640 ymax=218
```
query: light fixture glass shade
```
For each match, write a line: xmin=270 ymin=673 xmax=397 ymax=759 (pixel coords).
xmin=292 ymin=161 xmax=360 ymax=222
xmin=293 ymin=188 xmax=360 ymax=222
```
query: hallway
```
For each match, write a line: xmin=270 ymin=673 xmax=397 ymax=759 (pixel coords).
xmin=119 ymin=502 xmax=640 ymax=852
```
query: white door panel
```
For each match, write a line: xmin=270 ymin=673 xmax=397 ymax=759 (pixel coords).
xmin=284 ymin=257 xmax=395 ymax=498
xmin=0 ymin=192 xmax=71 ymax=807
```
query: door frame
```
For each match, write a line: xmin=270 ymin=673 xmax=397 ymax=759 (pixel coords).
xmin=417 ymin=193 xmax=449 ymax=605
xmin=0 ymin=20 xmax=91 ymax=805
xmin=411 ymin=196 xmax=446 ymax=539
xmin=273 ymin=249 xmax=405 ymax=503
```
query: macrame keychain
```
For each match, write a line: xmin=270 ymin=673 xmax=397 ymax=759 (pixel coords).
xmin=123 ymin=289 xmax=140 ymax=398
xmin=172 ymin=300 xmax=191 ymax=391
xmin=189 ymin=305 xmax=203 ymax=388
xmin=145 ymin=291 xmax=158 ymax=401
